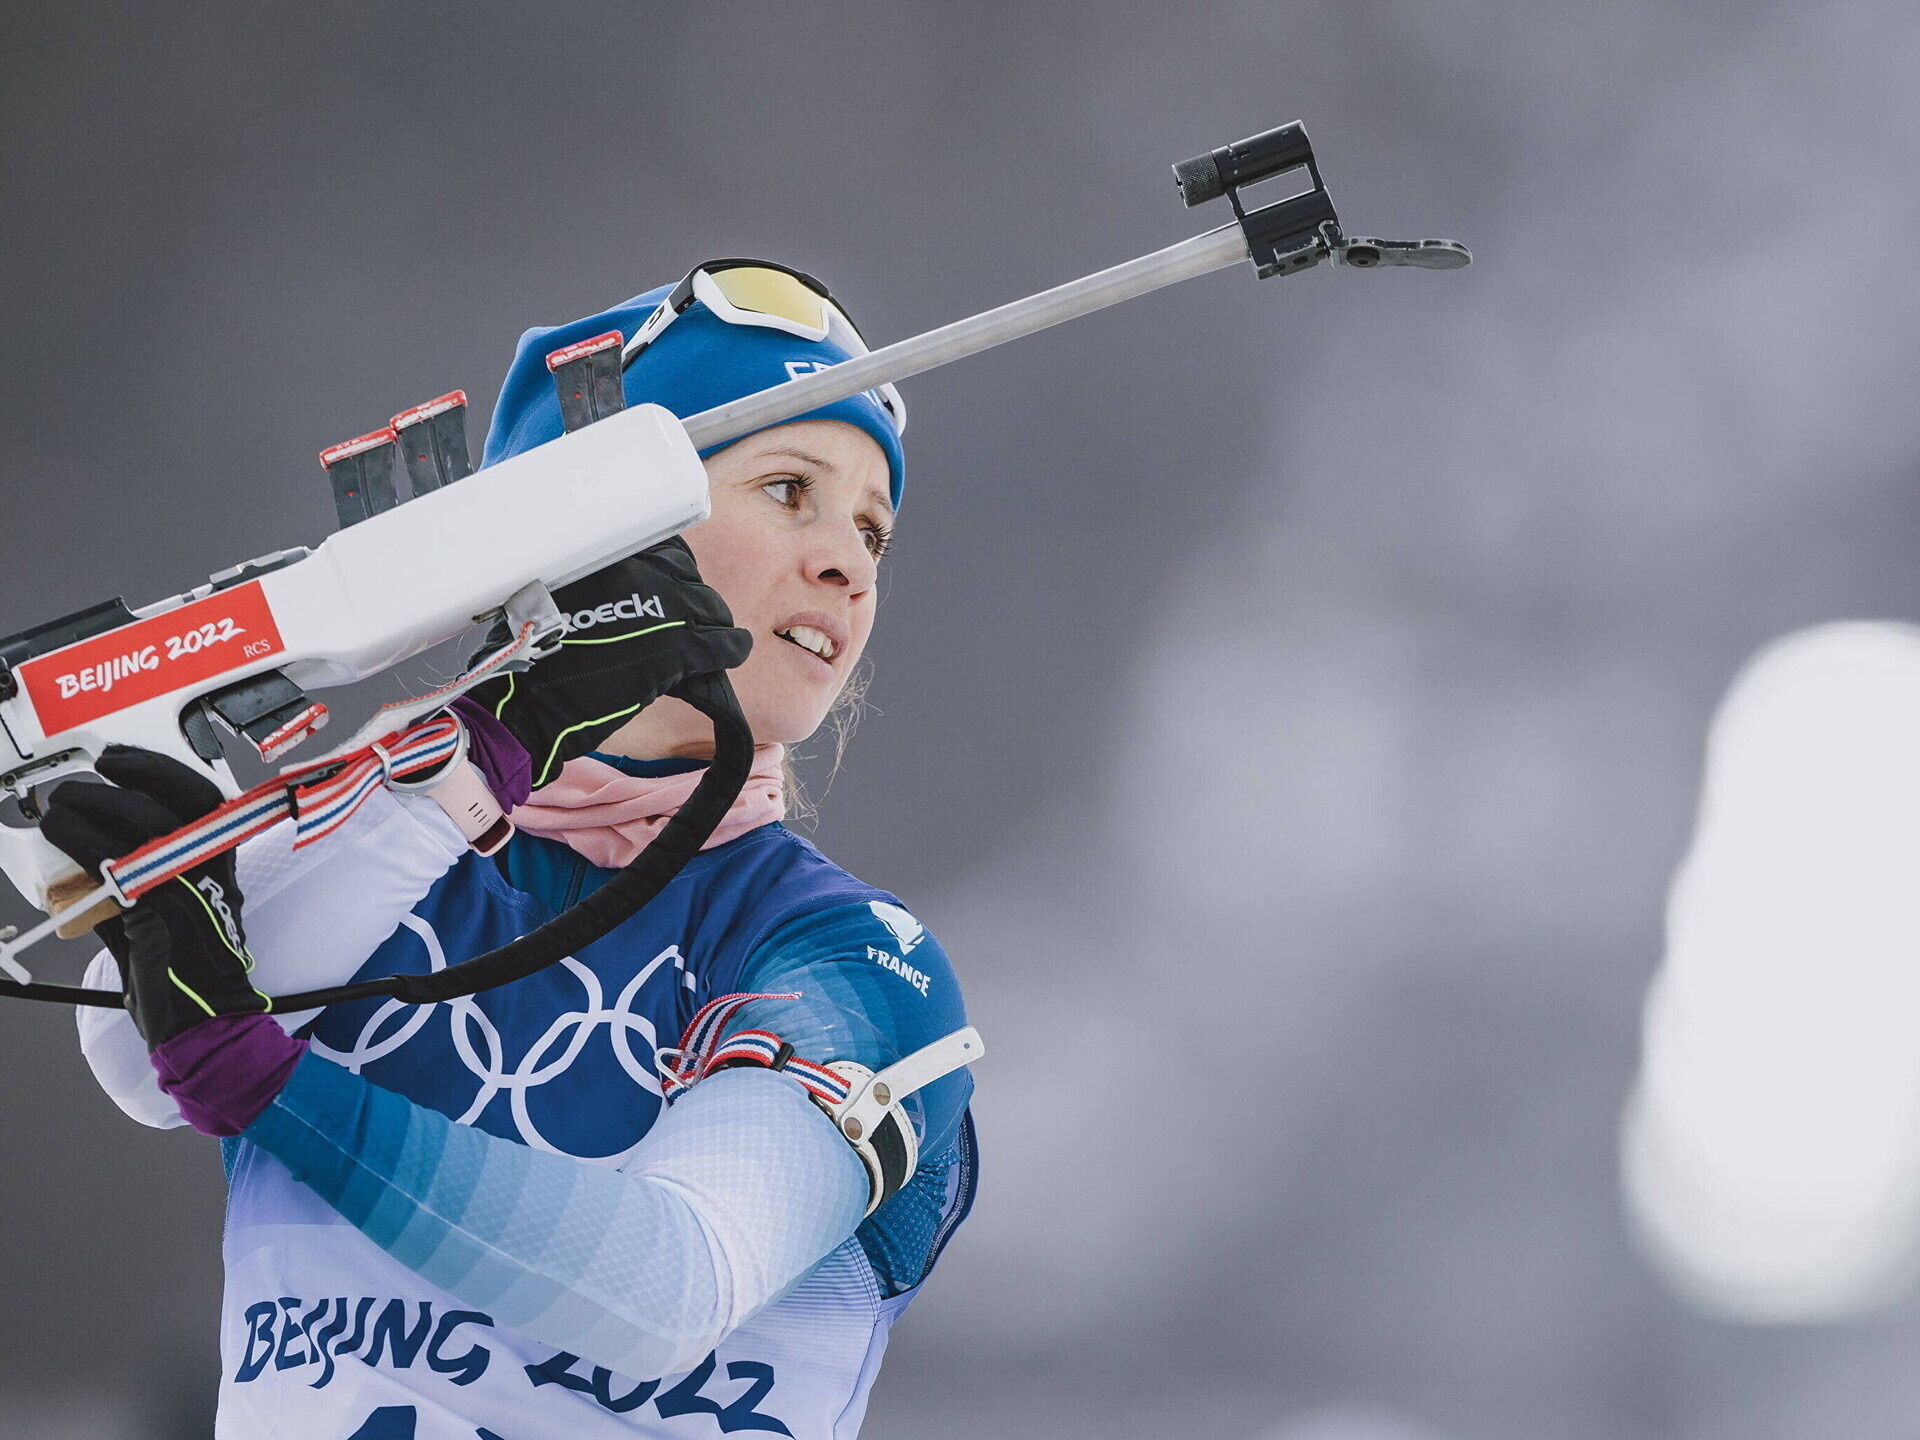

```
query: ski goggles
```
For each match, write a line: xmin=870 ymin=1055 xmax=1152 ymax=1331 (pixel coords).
xmin=621 ymin=258 xmax=906 ymax=434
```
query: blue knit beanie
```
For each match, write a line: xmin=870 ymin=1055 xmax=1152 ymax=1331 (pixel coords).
xmin=480 ymin=282 xmax=906 ymax=508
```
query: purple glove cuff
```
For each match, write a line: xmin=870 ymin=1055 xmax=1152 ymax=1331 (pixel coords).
xmin=149 ymin=1011 xmax=309 ymax=1137
xmin=450 ymin=696 xmax=533 ymax=811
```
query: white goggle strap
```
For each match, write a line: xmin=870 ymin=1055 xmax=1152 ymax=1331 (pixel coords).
xmin=821 ymin=307 xmax=908 ymax=437
xmin=620 ymin=295 xmax=680 ymax=362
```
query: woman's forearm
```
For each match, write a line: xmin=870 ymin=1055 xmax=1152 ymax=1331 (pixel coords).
xmin=245 ymin=1055 xmax=869 ymax=1381
xmin=77 ymin=787 xmax=468 ymax=1127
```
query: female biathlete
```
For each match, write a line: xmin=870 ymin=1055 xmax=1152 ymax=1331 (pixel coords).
xmin=48 ymin=263 xmax=978 ymax=1439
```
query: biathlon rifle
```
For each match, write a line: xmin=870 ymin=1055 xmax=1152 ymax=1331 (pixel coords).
xmin=0 ymin=121 xmax=1468 ymax=1005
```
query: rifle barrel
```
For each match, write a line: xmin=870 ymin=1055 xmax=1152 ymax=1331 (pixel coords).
xmin=682 ymin=222 xmax=1249 ymax=451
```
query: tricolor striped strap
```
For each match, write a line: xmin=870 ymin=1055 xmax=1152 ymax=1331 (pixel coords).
xmin=664 ymin=990 xmax=786 ymax=1073
xmin=98 ymin=618 xmax=541 ymax=904
xmin=656 ymin=992 xmax=853 ymax=1109
xmin=103 ymin=714 xmax=462 ymax=901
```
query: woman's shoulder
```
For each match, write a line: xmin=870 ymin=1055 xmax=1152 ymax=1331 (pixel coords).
xmin=694 ymin=821 xmax=903 ymax=923
xmin=699 ymin=825 xmax=961 ymax=996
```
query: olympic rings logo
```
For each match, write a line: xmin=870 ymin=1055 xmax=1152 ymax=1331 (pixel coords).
xmin=310 ymin=914 xmax=686 ymax=1166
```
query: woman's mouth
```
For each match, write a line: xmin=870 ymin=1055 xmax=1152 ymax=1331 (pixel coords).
xmin=774 ymin=624 xmax=839 ymax=664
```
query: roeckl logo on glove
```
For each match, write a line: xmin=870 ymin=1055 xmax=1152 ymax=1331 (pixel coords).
xmin=562 ymin=593 xmax=667 ymax=633
xmin=196 ymin=877 xmax=244 ymax=953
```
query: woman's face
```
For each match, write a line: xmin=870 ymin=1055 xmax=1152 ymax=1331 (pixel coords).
xmin=600 ymin=418 xmax=894 ymax=757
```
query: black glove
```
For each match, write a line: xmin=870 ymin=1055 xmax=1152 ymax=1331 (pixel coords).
xmin=41 ymin=746 xmax=266 ymax=1049
xmin=466 ymin=537 xmax=753 ymax=789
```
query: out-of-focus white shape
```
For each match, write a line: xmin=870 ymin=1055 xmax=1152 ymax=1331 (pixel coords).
xmin=1261 ymin=1403 xmax=1454 ymax=1440
xmin=1624 ymin=622 xmax=1920 ymax=1321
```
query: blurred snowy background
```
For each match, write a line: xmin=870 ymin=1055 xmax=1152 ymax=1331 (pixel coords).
xmin=7 ymin=1 xmax=1920 ymax=1435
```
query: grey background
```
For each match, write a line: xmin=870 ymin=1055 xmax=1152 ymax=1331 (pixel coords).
xmin=4 ymin=2 xmax=1920 ymax=1435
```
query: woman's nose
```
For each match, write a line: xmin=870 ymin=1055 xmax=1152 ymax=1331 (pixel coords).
xmin=811 ymin=522 xmax=878 ymax=593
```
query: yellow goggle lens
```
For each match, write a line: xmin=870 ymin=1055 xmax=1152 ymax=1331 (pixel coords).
xmin=705 ymin=267 xmax=832 ymax=330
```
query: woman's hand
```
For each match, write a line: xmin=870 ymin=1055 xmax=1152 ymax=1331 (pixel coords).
xmin=42 ymin=746 xmax=268 ymax=1051
xmin=462 ymin=538 xmax=753 ymax=793
xmin=45 ymin=746 xmax=309 ymax=1137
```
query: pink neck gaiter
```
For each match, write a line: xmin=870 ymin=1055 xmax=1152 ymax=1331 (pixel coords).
xmin=508 ymin=745 xmax=787 ymax=869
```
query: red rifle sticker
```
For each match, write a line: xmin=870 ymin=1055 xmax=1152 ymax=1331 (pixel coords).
xmin=17 ymin=582 xmax=286 ymax=737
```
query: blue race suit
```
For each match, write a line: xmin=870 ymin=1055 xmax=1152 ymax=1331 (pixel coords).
xmin=78 ymin=769 xmax=976 ymax=1440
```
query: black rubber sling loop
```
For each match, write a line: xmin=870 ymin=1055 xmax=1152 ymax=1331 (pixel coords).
xmin=0 ymin=671 xmax=753 ymax=1013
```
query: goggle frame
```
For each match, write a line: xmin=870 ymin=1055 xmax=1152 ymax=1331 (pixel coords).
xmin=621 ymin=258 xmax=906 ymax=435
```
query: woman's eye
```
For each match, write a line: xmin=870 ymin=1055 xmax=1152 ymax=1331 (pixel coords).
xmin=763 ymin=476 xmax=809 ymax=507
